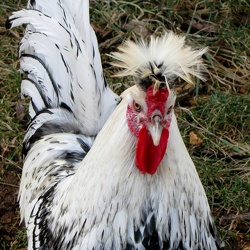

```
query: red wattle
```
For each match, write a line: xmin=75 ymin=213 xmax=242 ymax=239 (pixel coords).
xmin=136 ymin=125 xmax=169 ymax=174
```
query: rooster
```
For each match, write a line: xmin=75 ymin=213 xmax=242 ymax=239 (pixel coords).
xmin=7 ymin=0 xmax=224 ymax=249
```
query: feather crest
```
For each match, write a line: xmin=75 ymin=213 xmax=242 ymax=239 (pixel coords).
xmin=110 ymin=32 xmax=207 ymax=86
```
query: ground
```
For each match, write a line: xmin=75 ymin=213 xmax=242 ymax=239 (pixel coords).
xmin=0 ymin=170 xmax=26 ymax=250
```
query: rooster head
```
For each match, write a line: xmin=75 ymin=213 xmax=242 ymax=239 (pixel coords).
xmin=111 ymin=32 xmax=207 ymax=174
xmin=125 ymin=78 xmax=176 ymax=174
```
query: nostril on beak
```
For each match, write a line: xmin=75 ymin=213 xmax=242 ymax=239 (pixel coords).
xmin=148 ymin=113 xmax=164 ymax=146
xmin=152 ymin=114 xmax=162 ymax=124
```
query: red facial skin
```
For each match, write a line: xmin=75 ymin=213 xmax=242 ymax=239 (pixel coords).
xmin=127 ymin=85 xmax=171 ymax=174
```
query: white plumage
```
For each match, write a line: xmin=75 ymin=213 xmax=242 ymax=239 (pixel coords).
xmin=7 ymin=0 xmax=224 ymax=249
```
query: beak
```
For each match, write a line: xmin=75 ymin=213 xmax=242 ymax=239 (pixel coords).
xmin=148 ymin=114 xmax=163 ymax=146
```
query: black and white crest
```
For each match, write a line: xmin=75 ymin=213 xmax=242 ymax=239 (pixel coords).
xmin=110 ymin=33 xmax=207 ymax=91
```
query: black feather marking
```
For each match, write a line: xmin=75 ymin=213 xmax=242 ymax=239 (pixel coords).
xmin=31 ymin=182 xmax=61 ymax=249
xmin=137 ymin=75 xmax=166 ymax=92
xmin=125 ymin=243 xmax=134 ymax=250
xmin=59 ymin=51 xmax=69 ymax=74
xmin=90 ymin=64 xmax=97 ymax=82
xmin=54 ymin=44 xmax=71 ymax=76
xmin=22 ymin=108 xmax=85 ymax=157
xmin=77 ymin=81 xmax=83 ymax=90
xmin=30 ymin=0 xmax=36 ymax=6
xmin=27 ymin=121 xmax=80 ymax=148
xmin=149 ymin=62 xmax=154 ymax=73
xmin=144 ymin=213 xmax=156 ymax=238
xmin=141 ymin=214 xmax=162 ymax=249
xmin=136 ymin=60 xmax=168 ymax=92
xmin=137 ymin=77 xmax=153 ymax=91
xmin=5 ymin=17 xmax=17 ymax=29
xmin=209 ymin=220 xmax=216 ymax=238
xmin=59 ymin=151 xmax=86 ymax=163
xmin=74 ymin=35 xmax=82 ymax=56
xmin=30 ymin=99 xmax=39 ymax=114
xmin=134 ymin=228 xmax=142 ymax=243
xmin=103 ymin=76 xmax=108 ymax=88
xmin=66 ymin=232 xmax=77 ymax=249
xmin=209 ymin=220 xmax=225 ymax=249
xmin=70 ymin=91 xmax=75 ymax=102
xmin=92 ymin=44 xmax=95 ymax=59
xmin=58 ymin=22 xmax=72 ymax=39
xmin=177 ymin=240 xmax=185 ymax=250
xmin=60 ymin=102 xmax=73 ymax=113
xmin=156 ymin=62 xmax=163 ymax=69
xmin=76 ymin=138 xmax=91 ymax=153
xmin=24 ymin=77 xmax=51 ymax=108
xmin=21 ymin=54 xmax=59 ymax=99
xmin=58 ymin=2 xmax=68 ymax=27
xmin=22 ymin=109 xmax=53 ymax=157
xmin=163 ymin=240 xmax=170 ymax=249
xmin=101 ymin=230 xmax=104 ymax=241
xmin=79 ymin=218 xmax=87 ymax=235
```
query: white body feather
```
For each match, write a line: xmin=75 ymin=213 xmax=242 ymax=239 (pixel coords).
xmin=21 ymin=89 xmax=218 ymax=249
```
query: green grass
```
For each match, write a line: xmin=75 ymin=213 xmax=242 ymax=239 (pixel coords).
xmin=0 ymin=0 xmax=25 ymax=162
xmin=178 ymin=92 xmax=250 ymax=155
xmin=0 ymin=2 xmax=27 ymax=250
xmin=0 ymin=27 xmax=23 ymax=170
xmin=176 ymin=92 xmax=250 ymax=247
xmin=0 ymin=0 xmax=249 ymax=249
xmin=90 ymin=0 xmax=249 ymax=93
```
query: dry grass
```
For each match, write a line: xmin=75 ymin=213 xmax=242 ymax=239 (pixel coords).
xmin=90 ymin=0 xmax=250 ymax=94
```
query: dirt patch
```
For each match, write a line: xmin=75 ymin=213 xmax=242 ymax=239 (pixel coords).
xmin=0 ymin=167 xmax=25 ymax=249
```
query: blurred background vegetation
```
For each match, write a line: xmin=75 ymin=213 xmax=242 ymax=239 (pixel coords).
xmin=0 ymin=0 xmax=249 ymax=249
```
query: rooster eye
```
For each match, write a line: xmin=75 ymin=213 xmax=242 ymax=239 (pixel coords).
xmin=133 ymin=101 xmax=142 ymax=112
xmin=167 ymin=105 xmax=173 ymax=114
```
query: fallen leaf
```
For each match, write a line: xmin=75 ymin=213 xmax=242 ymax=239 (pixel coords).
xmin=124 ymin=20 xmax=149 ymax=37
xmin=189 ymin=131 xmax=203 ymax=146
xmin=189 ymin=98 xmax=196 ymax=106
xmin=239 ymin=87 xmax=249 ymax=94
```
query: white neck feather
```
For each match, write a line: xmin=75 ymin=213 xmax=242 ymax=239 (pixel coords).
xmin=49 ymin=91 xmax=212 ymax=249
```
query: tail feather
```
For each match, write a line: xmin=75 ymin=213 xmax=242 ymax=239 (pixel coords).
xmin=27 ymin=0 xmax=92 ymax=55
xmin=6 ymin=0 xmax=118 ymax=232
xmin=27 ymin=0 xmax=104 ymax=94
xmin=20 ymin=53 xmax=59 ymax=113
xmin=7 ymin=2 xmax=118 ymax=136
xmin=22 ymin=108 xmax=83 ymax=155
